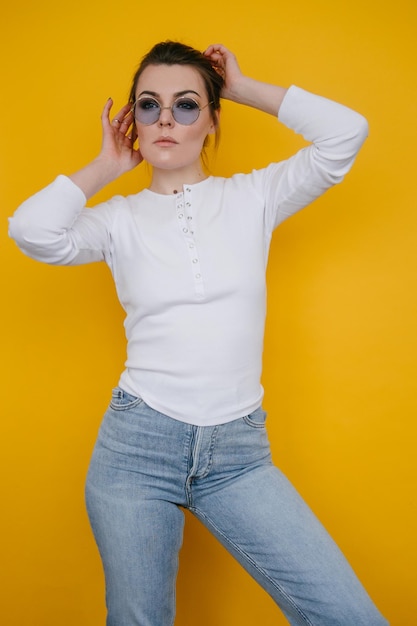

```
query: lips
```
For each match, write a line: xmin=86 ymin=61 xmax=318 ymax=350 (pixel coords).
xmin=154 ymin=136 xmax=178 ymax=146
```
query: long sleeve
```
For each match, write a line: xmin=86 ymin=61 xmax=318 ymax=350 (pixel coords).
xmin=6 ymin=86 xmax=369 ymax=426
xmin=8 ymin=175 xmax=114 ymax=265
xmin=8 ymin=85 xmax=368 ymax=264
xmin=261 ymin=85 xmax=368 ymax=231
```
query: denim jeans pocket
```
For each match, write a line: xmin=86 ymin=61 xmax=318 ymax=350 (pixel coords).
xmin=110 ymin=387 xmax=143 ymax=411
xmin=242 ymin=406 xmax=267 ymax=428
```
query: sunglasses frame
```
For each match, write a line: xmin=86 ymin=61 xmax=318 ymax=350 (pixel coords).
xmin=130 ymin=95 xmax=213 ymax=126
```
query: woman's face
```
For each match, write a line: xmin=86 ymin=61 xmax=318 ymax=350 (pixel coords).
xmin=133 ymin=63 xmax=217 ymax=173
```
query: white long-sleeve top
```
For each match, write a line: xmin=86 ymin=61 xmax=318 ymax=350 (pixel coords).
xmin=9 ymin=86 xmax=368 ymax=425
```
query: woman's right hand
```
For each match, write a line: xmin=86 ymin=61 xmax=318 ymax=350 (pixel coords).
xmin=69 ymin=99 xmax=143 ymax=199
xmin=98 ymin=98 xmax=143 ymax=175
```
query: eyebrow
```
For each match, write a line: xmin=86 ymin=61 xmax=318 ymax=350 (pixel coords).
xmin=137 ymin=89 xmax=201 ymax=99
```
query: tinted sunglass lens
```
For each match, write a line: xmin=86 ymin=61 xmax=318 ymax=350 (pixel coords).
xmin=136 ymin=98 xmax=160 ymax=124
xmin=172 ymin=99 xmax=200 ymax=125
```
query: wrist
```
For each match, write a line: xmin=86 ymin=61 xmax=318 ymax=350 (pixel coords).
xmin=224 ymin=75 xmax=254 ymax=104
xmin=228 ymin=78 xmax=288 ymax=117
xmin=92 ymin=155 xmax=125 ymax=183
xmin=69 ymin=157 xmax=121 ymax=200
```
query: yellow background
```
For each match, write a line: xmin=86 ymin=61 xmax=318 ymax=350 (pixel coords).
xmin=1 ymin=0 xmax=416 ymax=624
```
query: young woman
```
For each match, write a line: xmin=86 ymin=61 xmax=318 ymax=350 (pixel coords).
xmin=9 ymin=41 xmax=388 ymax=626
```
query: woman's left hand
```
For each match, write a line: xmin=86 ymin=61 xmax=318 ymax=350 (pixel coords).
xmin=204 ymin=43 xmax=288 ymax=117
xmin=204 ymin=44 xmax=245 ymax=102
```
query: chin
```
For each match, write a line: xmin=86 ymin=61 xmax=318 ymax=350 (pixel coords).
xmin=141 ymin=143 xmax=204 ymax=172
xmin=146 ymin=154 xmax=201 ymax=173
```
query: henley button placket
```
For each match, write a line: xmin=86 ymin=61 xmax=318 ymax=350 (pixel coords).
xmin=175 ymin=187 xmax=204 ymax=298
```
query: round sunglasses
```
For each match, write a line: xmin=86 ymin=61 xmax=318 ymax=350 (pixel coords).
xmin=131 ymin=96 xmax=213 ymax=126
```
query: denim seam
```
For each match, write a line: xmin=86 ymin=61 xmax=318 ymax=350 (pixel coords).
xmin=185 ymin=427 xmax=219 ymax=507
xmin=197 ymin=425 xmax=219 ymax=479
xmin=242 ymin=415 xmax=266 ymax=429
xmin=189 ymin=506 xmax=314 ymax=626
xmin=185 ymin=428 xmax=202 ymax=507
xmin=109 ymin=399 xmax=143 ymax=411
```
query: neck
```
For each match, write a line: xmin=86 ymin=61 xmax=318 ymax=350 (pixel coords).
xmin=149 ymin=164 xmax=208 ymax=195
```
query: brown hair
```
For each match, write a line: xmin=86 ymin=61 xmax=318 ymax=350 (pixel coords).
xmin=129 ymin=41 xmax=224 ymax=147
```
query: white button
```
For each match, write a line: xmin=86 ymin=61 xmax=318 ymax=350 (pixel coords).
xmin=186 ymin=187 xmax=191 ymax=192
xmin=186 ymin=202 xmax=191 ymax=207
xmin=187 ymin=216 xmax=193 ymax=220
xmin=178 ymin=213 xmax=184 ymax=219
xmin=195 ymin=273 xmax=201 ymax=279
xmin=192 ymin=258 xmax=198 ymax=264
xmin=183 ymin=228 xmax=188 ymax=233
xmin=189 ymin=243 xmax=194 ymax=248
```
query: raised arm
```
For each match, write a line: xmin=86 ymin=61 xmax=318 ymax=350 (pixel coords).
xmin=8 ymin=98 xmax=143 ymax=264
xmin=204 ymin=44 xmax=369 ymax=230
xmin=69 ymin=99 xmax=143 ymax=200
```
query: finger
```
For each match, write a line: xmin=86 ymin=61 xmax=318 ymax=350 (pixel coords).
xmin=204 ymin=43 xmax=225 ymax=55
xmin=102 ymin=98 xmax=133 ymax=136
xmin=120 ymin=109 xmax=134 ymax=128
xmin=111 ymin=103 xmax=132 ymax=125
xmin=101 ymin=97 xmax=114 ymax=127
xmin=204 ymin=44 xmax=228 ymax=63
xmin=204 ymin=45 xmax=230 ymax=77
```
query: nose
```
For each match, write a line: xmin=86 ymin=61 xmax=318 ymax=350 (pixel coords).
xmin=158 ymin=106 xmax=174 ymax=127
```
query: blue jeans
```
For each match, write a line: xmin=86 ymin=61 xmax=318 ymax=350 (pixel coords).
xmin=85 ymin=388 xmax=388 ymax=626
